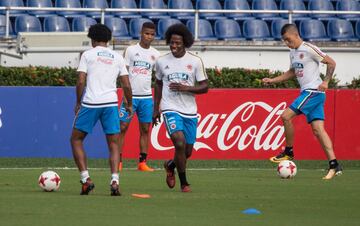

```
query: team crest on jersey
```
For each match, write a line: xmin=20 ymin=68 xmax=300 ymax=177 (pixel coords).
xmin=170 ymin=123 xmax=176 ymax=130
xmin=299 ymin=53 xmax=304 ymax=59
xmin=151 ymin=55 xmax=156 ymax=61
xmin=187 ymin=64 xmax=192 ymax=71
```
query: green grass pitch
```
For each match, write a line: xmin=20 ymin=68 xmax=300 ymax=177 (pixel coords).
xmin=0 ymin=159 xmax=359 ymax=226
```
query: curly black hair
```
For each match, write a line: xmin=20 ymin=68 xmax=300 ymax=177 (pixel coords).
xmin=88 ymin=24 xmax=112 ymax=42
xmin=165 ymin=23 xmax=194 ymax=48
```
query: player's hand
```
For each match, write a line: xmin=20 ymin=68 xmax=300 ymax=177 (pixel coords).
xmin=262 ymin=78 xmax=273 ymax=84
xmin=124 ymin=104 xmax=133 ymax=119
xmin=152 ymin=110 xmax=161 ymax=127
xmin=169 ymin=82 xmax=188 ymax=92
xmin=74 ymin=103 xmax=81 ymax=114
xmin=318 ymin=81 xmax=328 ymax=92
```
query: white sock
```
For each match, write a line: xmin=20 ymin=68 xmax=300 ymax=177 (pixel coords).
xmin=80 ymin=170 xmax=90 ymax=183
xmin=110 ymin=173 xmax=119 ymax=185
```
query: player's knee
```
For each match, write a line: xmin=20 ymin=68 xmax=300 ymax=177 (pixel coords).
xmin=120 ymin=124 xmax=129 ymax=133
xmin=312 ymin=127 xmax=322 ymax=137
xmin=174 ymin=140 xmax=186 ymax=151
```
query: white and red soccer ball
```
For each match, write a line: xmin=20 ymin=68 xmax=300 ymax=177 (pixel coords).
xmin=277 ymin=160 xmax=297 ymax=179
xmin=38 ymin=171 xmax=61 ymax=191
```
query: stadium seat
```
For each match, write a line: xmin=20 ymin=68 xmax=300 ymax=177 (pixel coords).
xmin=43 ymin=16 xmax=70 ymax=32
xmin=279 ymin=0 xmax=308 ymax=20
xmin=55 ymin=0 xmax=83 ymax=18
xmin=14 ymin=15 xmax=42 ymax=33
xmin=196 ymin=0 xmax=226 ymax=20
xmin=104 ymin=17 xmax=132 ymax=40
xmin=186 ymin=19 xmax=217 ymax=40
xmin=308 ymin=0 xmax=335 ymax=20
xmin=83 ymin=0 xmax=109 ymax=18
xmin=224 ymin=0 xmax=254 ymax=21
xmin=0 ymin=14 xmax=14 ymax=37
xmin=0 ymin=0 xmax=27 ymax=17
xmin=27 ymin=0 xmax=54 ymax=17
xmin=336 ymin=0 xmax=360 ymax=21
xmin=252 ymin=0 xmax=281 ymax=21
xmin=139 ymin=0 xmax=169 ymax=20
xmin=214 ymin=19 xmax=245 ymax=40
xmin=243 ymin=19 xmax=274 ymax=40
xmin=157 ymin=18 xmax=182 ymax=39
xmin=129 ymin=18 xmax=153 ymax=39
xmin=299 ymin=19 xmax=330 ymax=41
xmin=72 ymin=16 xmax=96 ymax=32
xmin=111 ymin=0 xmax=141 ymax=19
xmin=168 ymin=0 xmax=194 ymax=20
xmin=327 ymin=19 xmax=358 ymax=41
xmin=271 ymin=19 xmax=289 ymax=40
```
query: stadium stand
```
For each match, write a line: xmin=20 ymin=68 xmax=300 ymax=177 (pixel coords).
xmin=104 ymin=17 xmax=132 ymax=40
xmin=110 ymin=0 xmax=141 ymax=19
xmin=252 ymin=0 xmax=281 ymax=21
xmin=139 ymin=0 xmax=169 ymax=20
xmin=336 ymin=0 xmax=360 ymax=21
xmin=54 ymin=0 xmax=83 ymax=18
xmin=43 ymin=15 xmax=70 ymax=32
xmin=71 ymin=16 xmax=96 ymax=32
xmin=214 ymin=18 xmax=245 ymax=40
xmin=0 ymin=14 xmax=13 ymax=36
xmin=196 ymin=0 xmax=226 ymax=20
xmin=168 ymin=0 xmax=194 ymax=20
xmin=243 ymin=19 xmax=273 ymax=40
xmin=299 ymin=19 xmax=331 ymax=41
xmin=129 ymin=17 xmax=152 ymax=39
xmin=0 ymin=0 xmax=27 ymax=17
xmin=327 ymin=19 xmax=358 ymax=41
xmin=187 ymin=18 xmax=217 ymax=40
xmin=279 ymin=0 xmax=308 ymax=20
xmin=224 ymin=0 xmax=254 ymax=21
xmin=271 ymin=18 xmax=289 ymax=40
xmin=14 ymin=14 xmax=42 ymax=33
xmin=26 ymin=0 xmax=54 ymax=17
xmin=83 ymin=0 xmax=109 ymax=18
xmin=308 ymin=0 xmax=335 ymax=20
xmin=157 ymin=18 xmax=182 ymax=39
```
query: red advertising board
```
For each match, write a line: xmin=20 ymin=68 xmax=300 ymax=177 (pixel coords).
xmin=117 ymin=89 xmax=360 ymax=160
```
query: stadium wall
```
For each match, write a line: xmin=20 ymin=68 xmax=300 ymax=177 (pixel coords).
xmin=0 ymin=87 xmax=359 ymax=160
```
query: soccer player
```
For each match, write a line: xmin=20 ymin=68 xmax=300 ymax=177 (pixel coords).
xmin=153 ymin=24 xmax=209 ymax=192
xmin=262 ymin=24 xmax=342 ymax=180
xmin=118 ymin=22 xmax=160 ymax=172
xmin=70 ymin=24 xmax=132 ymax=196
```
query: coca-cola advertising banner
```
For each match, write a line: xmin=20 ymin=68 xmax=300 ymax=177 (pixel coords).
xmin=0 ymin=87 xmax=359 ymax=160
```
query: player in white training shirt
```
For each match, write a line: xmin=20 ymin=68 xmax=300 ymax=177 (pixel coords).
xmin=262 ymin=24 xmax=342 ymax=180
xmin=153 ymin=24 xmax=208 ymax=192
xmin=71 ymin=24 xmax=133 ymax=196
xmin=118 ymin=22 xmax=160 ymax=172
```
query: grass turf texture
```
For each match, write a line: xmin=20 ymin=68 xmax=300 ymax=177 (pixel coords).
xmin=0 ymin=159 xmax=359 ymax=226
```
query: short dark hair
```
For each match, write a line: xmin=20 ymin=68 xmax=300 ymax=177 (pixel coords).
xmin=142 ymin=22 xmax=156 ymax=31
xmin=165 ymin=23 xmax=194 ymax=48
xmin=88 ymin=24 xmax=112 ymax=42
xmin=281 ymin=23 xmax=299 ymax=36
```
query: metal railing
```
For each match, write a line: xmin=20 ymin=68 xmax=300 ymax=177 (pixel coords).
xmin=1 ymin=6 xmax=360 ymax=40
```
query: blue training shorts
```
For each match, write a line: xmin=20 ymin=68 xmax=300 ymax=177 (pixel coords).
xmin=163 ymin=112 xmax=198 ymax=144
xmin=74 ymin=106 xmax=120 ymax=134
xmin=289 ymin=89 xmax=326 ymax=123
xmin=119 ymin=98 xmax=153 ymax=123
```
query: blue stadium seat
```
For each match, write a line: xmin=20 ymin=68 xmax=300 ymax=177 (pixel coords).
xmin=129 ymin=18 xmax=153 ymax=39
xmin=55 ymin=0 xmax=83 ymax=18
xmin=83 ymin=0 xmax=109 ymax=18
xmin=279 ymin=0 xmax=308 ymax=20
xmin=186 ymin=19 xmax=217 ymax=40
xmin=43 ymin=16 xmax=70 ymax=32
xmin=243 ymin=19 xmax=274 ymax=40
xmin=0 ymin=14 xmax=14 ymax=37
xmin=327 ymin=19 xmax=358 ymax=41
xmin=336 ymin=0 xmax=360 ymax=21
xmin=271 ymin=19 xmax=289 ymax=40
xmin=14 ymin=15 xmax=42 ymax=33
xmin=72 ymin=16 xmax=96 ymax=32
xmin=308 ymin=0 xmax=335 ymax=20
xmin=196 ymin=0 xmax=226 ymax=20
xmin=157 ymin=18 xmax=182 ymax=39
xmin=104 ymin=17 xmax=132 ymax=40
xmin=0 ymin=0 xmax=27 ymax=17
xmin=356 ymin=20 xmax=360 ymax=39
xmin=111 ymin=0 xmax=141 ymax=19
xmin=224 ymin=0 xmax=254 ymax=21
xmin=27 ymin=0 xmax=54 ymax=17
xmin=139 ymin=0 xmax=169 ymax=20
xmin=252 ymin=0 xmax=281 ymax=20
xmin=168 ymin=0 xmax=194 ymax=20
xmin=299 ymin=19 xmax=330 ymax=41
xmin=214 ymin=19 xmax=245 ymax=40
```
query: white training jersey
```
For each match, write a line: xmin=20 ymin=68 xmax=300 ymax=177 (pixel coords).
xmin=290 ymin=42 xmax=326 ymax=91
xmin=77 ymin=46 xmax=128 ymax=108
xmin=123 ymin=43 xmax=160 ymax=97
xmin=155 ymin=52 xmax=208 ymax=117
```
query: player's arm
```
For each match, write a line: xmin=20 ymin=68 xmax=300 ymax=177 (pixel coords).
xmin=169 ymin=80 xmax=208 ymax=94
xmin=75 ymin=72 xmax=86 ymax=114
xmin=318 ymin=55 xmax=336 ymax=91
xmin=153 ymin=78 xmax=163 ymax=126
xmin=262 ymin=69 xmax=295 ymax=84
xmin=119 ymin=75 xmax=133 ymax=116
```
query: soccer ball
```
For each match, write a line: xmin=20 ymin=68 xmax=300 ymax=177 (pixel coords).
xmin=38 ymin=171 xmax=61 ymax=192
xmin=277 ymin=160 xmax=297 ymax=179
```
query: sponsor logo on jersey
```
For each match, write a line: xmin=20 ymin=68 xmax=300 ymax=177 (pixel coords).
xmin=292 ymin=62 xmax=304 ymax=69
xmin=133 ymin=61 xmax=151 ymax=70
xmin=168 ymin=73 xmax=189 ymax=82
xmin=165 ymin=65 xmax=170 ymax=70
xmin=97 ymin=52 xmax=114 ymax=58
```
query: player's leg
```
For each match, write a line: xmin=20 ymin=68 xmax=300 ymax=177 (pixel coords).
xmin=137 ymin=98 xmax=154 ymax=171
xmin=170 ymin=131 xmax=189 ymax=191
xmin=270 ymin=107 xmax=297 ymax=163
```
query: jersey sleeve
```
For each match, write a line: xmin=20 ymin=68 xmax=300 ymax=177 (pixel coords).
xmin=77 ymin=52 xmax=87 ymax=73
xmin=155 ymin=60 xmax=163 ymax=80
xmin=195 ymin=57 xmax=207 ymax=82
xmin=307 ymin=43 xmax=326 ymax=62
